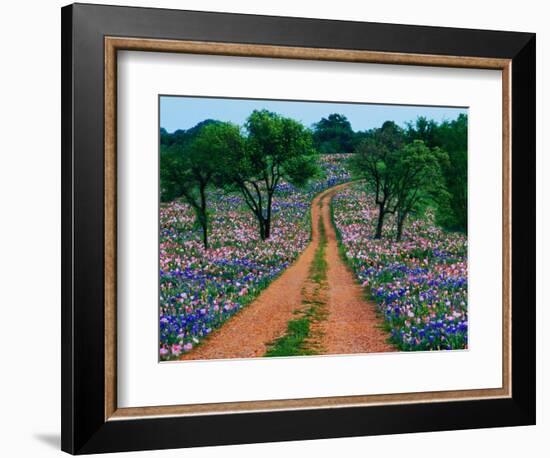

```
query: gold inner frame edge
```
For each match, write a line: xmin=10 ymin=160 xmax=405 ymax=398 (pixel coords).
xmin=104 ymin=36 xmax=512 ymax=421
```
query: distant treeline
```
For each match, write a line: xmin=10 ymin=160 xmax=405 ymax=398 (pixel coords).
xmin=306 ymin=112 xmax=467 ymax=233
xmin=160 ymin=111 xmax=467 ymax=247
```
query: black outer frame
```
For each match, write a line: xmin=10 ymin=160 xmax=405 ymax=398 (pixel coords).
xmin=61 ymin=3 xmax=536 ymax=454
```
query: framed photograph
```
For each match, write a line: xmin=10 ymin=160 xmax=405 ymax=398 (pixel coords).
xmin=61 ymin=3 xmax=536 ymax=454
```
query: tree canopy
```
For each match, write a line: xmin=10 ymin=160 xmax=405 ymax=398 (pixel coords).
xmin=406 ymin=114 xmax=468 ymax=232
xmin=350 ymin=121 xmax=450 ymax=240
xmin=313 ymin=113 xmax=355 ymax=154
xmin=160 ymin=121 xmax=243 ymax=248
xmin=159 ymin=110 xmax=467 ymax=246
xmin=160 ymin=119 xmax=220 ymax=149
xmin=222 ymin=109 xmax=318 ymax=239
xmin=392 ymin=141 xmax=448 ymax=241
xmin=349 ymin=121 xmax=405 ymax=239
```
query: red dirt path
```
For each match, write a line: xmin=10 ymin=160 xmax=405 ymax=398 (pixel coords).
xmin=180 ymin=182 xmax=393 ymax=361
xmin=318 ymin=188 xmax=394 ymax=354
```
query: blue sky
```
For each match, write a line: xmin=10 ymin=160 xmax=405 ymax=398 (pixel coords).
xmin=160 ymin=95 xmax=467 ymax=133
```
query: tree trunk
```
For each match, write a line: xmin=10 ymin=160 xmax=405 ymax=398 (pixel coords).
xmin=199 ymin=184 xmax=208 ymax=250
xmin=375 ymin=204 xmax=385 ymax=239
xmin=256 ymin=213 xmax=267 ymax=240
xmin=396 ymin=214 xmax=405 ymax=242
xmin=264 ymin=192 xmax=273 ymax=240
xmin=396 ymin=204 xmax=412 ymax=242
xmin=201 ymin=220 xmax=208 ymax=249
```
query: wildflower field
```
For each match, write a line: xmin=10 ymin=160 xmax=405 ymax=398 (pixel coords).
xmin=332 ymin=183 xmax=468 ymax=351
xmin=159 ymin=155 xmax=351 ymax=359
xmin=158 ymin=103 xmax=469 ymax=359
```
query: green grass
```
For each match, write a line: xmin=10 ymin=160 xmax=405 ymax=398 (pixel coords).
xmin=265 ymin=209 xmax=329 ymax=357
xmin=311 ymin=214 xmax=328 ymax=283
xmin=264 ymin=296 xmax=329 ymax=357
xmin=264 ymin=317 xmax=312 ymax=357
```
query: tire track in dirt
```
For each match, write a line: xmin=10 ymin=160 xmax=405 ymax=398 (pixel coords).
xmin=319 ymin=188 xmax=394 ymax=354
xmin=180 ymin=186 xmax=332 ymax=360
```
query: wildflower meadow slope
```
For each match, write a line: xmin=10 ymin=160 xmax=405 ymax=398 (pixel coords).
xmin=332 ymin=183 xmax=468 ymax=351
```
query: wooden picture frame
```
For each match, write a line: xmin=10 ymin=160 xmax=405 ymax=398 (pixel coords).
xmin=62 ymin=3 xmax=535 ymax=454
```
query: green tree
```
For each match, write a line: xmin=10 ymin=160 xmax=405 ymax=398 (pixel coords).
xmin=223 ymin=110 xmax=318 ymax=240
xmin=406 ymin=114 xmax=468 ymax=232
xmin=392 ymin=141 xmax=449 ymax=241
xmin=405 ymin=116 xmax=438 ymax=146
xmin=433 ymin=114 xmax=468 ymax=232
xmin=349 ymin=121 xmax=405 ymax=239
xmin=160 ymin=122 xmax=243 ymax=249
xmin=313 ymin=113 xmax=355 ymax=154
